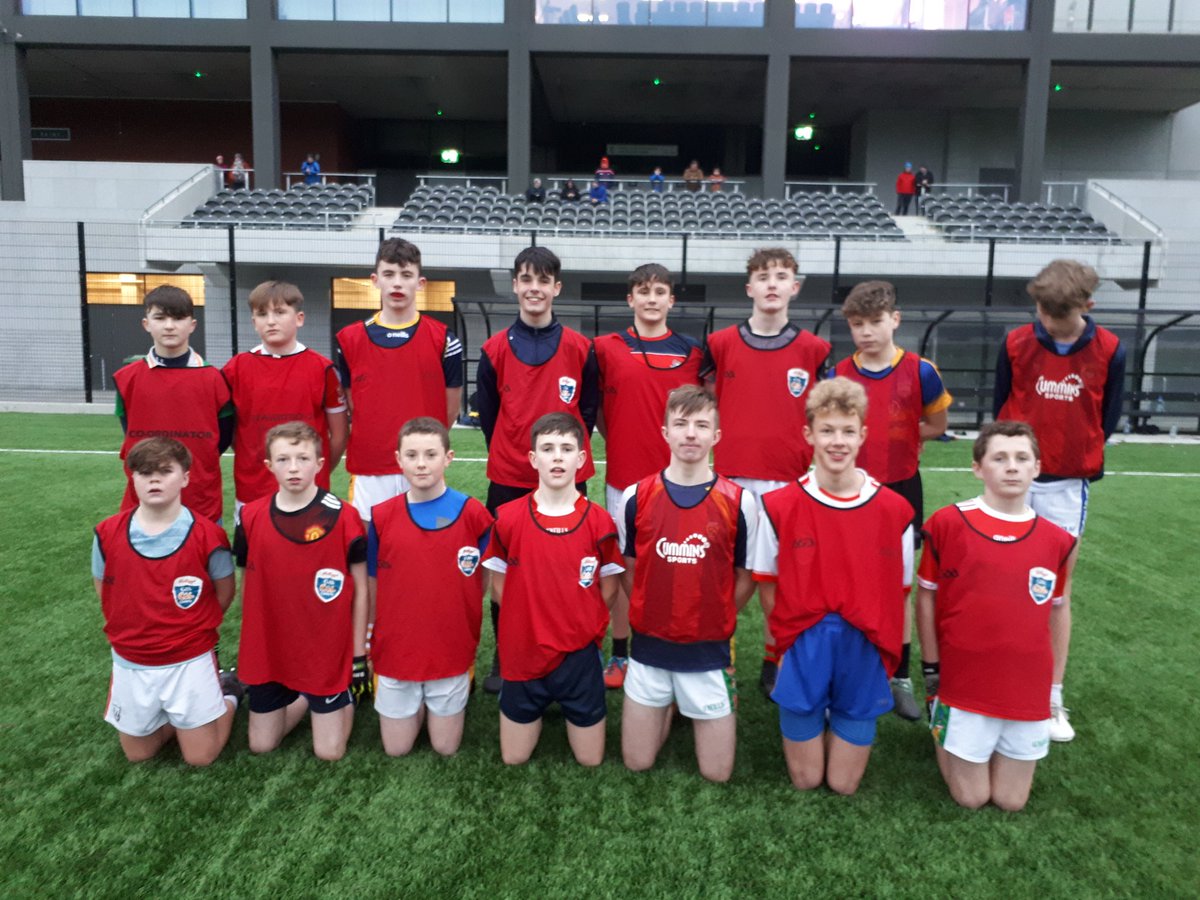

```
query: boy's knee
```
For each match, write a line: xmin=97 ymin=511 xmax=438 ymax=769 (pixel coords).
xmin=826 ymin=771 xmax=863 ymax=796
xmin=122 ymin=746 xmax=159 ymax=764
xmin=181 ymin=747 xmax=221 ymax=768
xmin=248 ymin=735 xmax=279 ymax=755
xmin=622 ymin=749 xmax=656 ymax=773
xmin=573 ymin=750 xmax=604 ymax=768
xmin=429 ymin=736 xmax=460 ymax=758
xmin=787 ymin=767 xmax=823 ymax=791
xmin=314 ymin=744 xmax=347 ymax=762
xmin=991 ymin=785 xmax=1031 ymax=812
xmin=501 ymin=748 xmax=532 ymax=766
xmin=949 ymin=784 xmax=990 ymax=810
xmin=699 ymin=762 xmax=733 ymax=784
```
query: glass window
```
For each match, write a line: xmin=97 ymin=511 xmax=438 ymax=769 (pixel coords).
xmin=1088 ymin=0 xmax=1129 ymax=30
xmin=21 ymin=0 xmax=78 ymax=13
xmin=78 ymin=0 xmax=133 ymax=13
xmin=535 ymin=0 xmax=762 ymax=25
xmin=192 ymin=0 xmax=247 ymax=15
xmin=136 ymin=0 xmax=190 ymax=16
xmin=449 ymin=0 xmax=503 ymax=20
xmin=336 ymin=0 xmax=391 ymax=17
xmin=86 ymin=273 xmax=206 ymax=306
xmin=278 ymin=0 xmax=334 ymax=17
xmin=1132 ymin=0 xmax=1171 ymax=30
xmin=393 ymin=0 xmax=447 ymax=19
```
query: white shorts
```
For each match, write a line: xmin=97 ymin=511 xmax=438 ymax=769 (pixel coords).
xmin=1028 ymin=478 xmax=1088 ymax=538
xmin=730 ymin=476 xmax=791 ymax=500
xmin=349 ymin=473 xmax=410 ymax=521
xmin=104 ymin=652 xmax=227 ymax=737
xmin=624 ymin=659 xmax=734 ymax=720
xmin=931 ymin=700 xmax=1051 ymax=764
xmin=375 ymin=673 xmax=470 ymax=719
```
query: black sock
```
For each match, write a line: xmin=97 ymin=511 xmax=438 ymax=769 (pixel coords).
xmin=896 ymin=642 xmax=911 ymax=679
xmin=612 ymin=637 xmax=628 ymax=658
xmin=490 ymin=600 xmax=501 ymax=664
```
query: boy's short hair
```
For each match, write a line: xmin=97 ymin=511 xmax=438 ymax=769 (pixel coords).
xmin=265 ymin=420 xmax=322 ymax=457
xmin=805 ymin=377 xmax=868 ymax=425
xmin=1027 ymin=259 xmax=1099 ymax=318
xmin=143 ymin=285 xmax=194 ymax=319
xmin=530 ymin=412 xmax=584 ymax=450
xmin=399 ymin=416 xmax=450 ymax=452
xmin=248 ymin=280 xmax=304 ymax=314
xmin=628 ymin=263 xmax=672 ymax=293
xmin=664 ymin=384 xmax=718 ymax=427
xmin=376 ymin=238 xmax=422 ymax=272
xmin=513 ymin=246 xmax=562 ymax=280
xmin=126 ymin=436 xmax=192 ymax=474
xmin=973 ymin=420 xmax=1040 ymax=462
xmin=746 ymin=247 xmax=798 ymax=276
xmin=841 ymin=281 xmax=897 ymax=318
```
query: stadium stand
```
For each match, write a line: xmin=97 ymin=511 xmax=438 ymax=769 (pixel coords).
xmin=181 ymin=183 xmax=374 ymax=230
xmin=924 ymin=195 xmax=1122 ymax=244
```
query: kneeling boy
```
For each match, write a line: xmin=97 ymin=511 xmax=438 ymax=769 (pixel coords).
xmin=753 ymin=378 xmax=914 ymax=794
xmin=235 ymin=422 xmax=368 ymax=761
xmin=917 ymin=421 xmax=1077 ymax=811
xmin=93 ymin=437 xmax=239 ymax=766
xmin=617 ymin=385 xmax=758 ymax=782
xmin=369 ymin=418 xmax=494 ymax=757
xmin=483 ymin=413 xmax=624 ymax=766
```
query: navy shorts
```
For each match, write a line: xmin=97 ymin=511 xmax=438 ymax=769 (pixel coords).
xmin=772 ymin=613 xmax=892 ymax=747
xmin=499 ymin=645 xmax=606 ymax=728
xmin=885 ymin=471 xmax=923 ymax=549
xmin=247 ymin=681 xmax=353 ymax=715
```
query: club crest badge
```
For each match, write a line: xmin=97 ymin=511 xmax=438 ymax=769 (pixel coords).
xmin=787 ymin=368 xmax=810 ymax=398
xmin=314 ymin=567 xmax=346 ymax=603
xmin=579 ymin=556 xmax=599 ymax=589
xmin=558 ymin=376 xmax=578 ymax=404
xmin=457 ymin=546 xmax=481 ymax=577
xmin=1028 ymin=566 xmax=1056 ymax=605
xmin=172 ymin=576 xmax=203 ymax=610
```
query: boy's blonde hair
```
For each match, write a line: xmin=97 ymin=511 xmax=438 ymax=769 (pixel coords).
xmin=664 ymin=384 xmax=718 ymax=428
xmin=249 ymin=280 xmax=304 ymax=314
xmin=746 ymin=247 xmax=798 ymax=276
xmin=973 ymin=420 xmax=1040 ymax=463
xmin=399 ymin=416 xmax=450 ymax=452
xmin=1027 ymin=259 xmax=1099 ymax=319
xmin=126 ymin=437 xmax=191 ymax=474
xmin=805 ymin=377 xmax=868 ymax=425
xmin=841 ymin=281 xmax=897 ymax=318
xmin=265 ymin=421 xmax=322 ymax=457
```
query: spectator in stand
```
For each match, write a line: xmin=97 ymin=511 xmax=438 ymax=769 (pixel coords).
xmin=710 ymin=167 xmax=726 ymax=193
xmin=683 ymin=160 xmax=705 ymax=193
xmin=230 ymin=153 xmax=249 ymax=191
xmin=895 ymin=162 xmax=916 ymax=215
xmin=301 ymin=153 xmax=322 ymax=186
xmin=595 ymin=157 xmax=616 ymax=189
xmin=215 ymin=155 xmax=229 ymax=189
xmin=525 ymin=178 xmax=546 ymax=203
xmin=914 ymin=165 xmax=935 ymax=214
xmin=589 ymin=180 xmax=609 ymax=205
xmin=562 ymin=179 xmax=581 ymax=202
xmin=649 ymin=167 xmax=666 ymax=193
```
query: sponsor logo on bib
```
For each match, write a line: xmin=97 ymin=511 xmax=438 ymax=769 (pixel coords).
xmin=558 ymin=376 xmax=578 ymax=404
xmin=1035 ymin=373 xmax=1084 ymax=402
xmin=314 ymin=567 xmax=346 ymax=603
xmin=172 ymin=576 xmax=203 ymax=610
xmin=1028 ymin=566 xmax=1056 ymax=605
xmin=655 ymin=533 xmax=711 ymax=565
xmin=787 ymin=368 xmax=810 ymax=398
xmin=579 ymin=556 xmax=599 ymax=588
xmin=457 ymin=546 xmax=481 ymax=577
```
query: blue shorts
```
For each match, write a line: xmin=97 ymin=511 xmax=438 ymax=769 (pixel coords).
xmin=772 ymin=613 xmax=892 ymax=747
xmin=247 ymin=681 xmax=353 ymax=715
xmin=499 ymin=645 xmax=606 ymax=728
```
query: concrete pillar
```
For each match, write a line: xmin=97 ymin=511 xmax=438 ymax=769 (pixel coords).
xmin=250 ymin=43 xmax=280 ymax=190
xmin=507 ymin=48 xmax=531 ymax=195
xmin=0 ymin=40 xmax=31 ymax=202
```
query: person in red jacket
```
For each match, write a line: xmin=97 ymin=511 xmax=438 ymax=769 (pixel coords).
xmin=895 ymin=162 xmax=916 ymax=215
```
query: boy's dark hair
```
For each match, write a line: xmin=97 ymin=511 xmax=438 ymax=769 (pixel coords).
xmin=375 ymin=238 xmax=422 ymax=272
xmin=842 ymin=281 xmax=897 ymax=318
xmin=805 ymin=377 xmax=868 ymax=425
xmin=1027 ymin=259 xmax=1099 ymax=319
xmin=746 ymin=247 xmax=798 ymax=276
xmin=399 ymin=416 xmax=450 ymax=452
xmin=664 ymin=384 xmax=718 ymax=428
xmin=126 ymin=437 xmax=192 ymax=474
xmin=513 ymin=246 xmax=562 ymax=280
xmin=530 ymin=412 xmax=584 ymax=450
xmin=143 ymin=285 xmax=194 ymax=319
xmin=628 ymin=263 xmax=672 ymax=293
xmin=265 ymin=421 xmax=322 ymax=457
xmin=248 ymin=280 xmax=304 ymax=314
xmin=973 ymin=420 xmax=1040 ymax=463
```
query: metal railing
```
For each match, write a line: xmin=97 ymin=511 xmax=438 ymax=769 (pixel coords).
xmin=785 ymin=181 xmax=878 ymax=198
xmin=1087 ymin=182 xmax=1166 ymax=241
xmin=416 ymin=174 xmax=510 ymax=192
xmin=283 ymin=171 xmax=378 ymax=190
xmin=1042 ymin=181 xmax=1085 ymax=207
xmin=928 ymin=182 xmax=1011 ymax=201
xmin=542 ymin=175 xmax=747 ymax=194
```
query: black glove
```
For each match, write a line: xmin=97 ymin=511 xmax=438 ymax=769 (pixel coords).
xmin=350 ymin=655 xmax=372 ymax=705
xmin=922 ymin=660 xmax=940 ymax=718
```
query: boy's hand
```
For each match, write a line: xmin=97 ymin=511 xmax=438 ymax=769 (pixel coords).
xmin=921 ymin=660 xmax=940 ymax=718
xmin=350 ymin=655 xmax=372 ymax=705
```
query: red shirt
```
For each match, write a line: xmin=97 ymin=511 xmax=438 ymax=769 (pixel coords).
xmin=95 ymin=509 xmax=229 ymax=666
xmin=222 ymin=345 xmax=344 ymax=502
xmin=594 ymin=329 xmax=703 ymax=489
xmin=236 ymin=493 xmax=365 ymax=695
xmin=705 ymin=324 xmax=831 ymax=481
xmin=483 ymin=496 xmax=622 ymax=681
xmin=896 ymin=172 xmax=916 ymax=194
xmin=336 ymin=315 xmax=451 ymax=475
xmin=920 ymin=499 xmax=1075 ymax=720
xmin=370 ymin=492 xmax=494 ymax=682
xmin=480 ymin=326 xmax=596 ymax=488
xmin=834 ymin=351 xmax=924 ymax=483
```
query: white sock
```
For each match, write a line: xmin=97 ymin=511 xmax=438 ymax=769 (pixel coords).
xmin=224 ymin=694 xmax=239 ymax=712
xmin=1050 ymin=683 xmax=1064 ymax=707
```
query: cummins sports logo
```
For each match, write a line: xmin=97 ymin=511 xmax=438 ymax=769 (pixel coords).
xmin=656 ymin=533 xmax=711 ymax=565
xmin=1035 ymin=373 xmax=1084 ymax=401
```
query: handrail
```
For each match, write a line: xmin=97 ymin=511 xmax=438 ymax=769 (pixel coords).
xmin=1087 ymin=182 xmax=1166 ymax=240
xmin=785 ymin=181 xmax=877 ymax=198
xmin=283 ymin=171 xmax=378 ymax=190
xmin=140 ymin=166 xmax=217 ymax=225
xmin=541 ymin=175 xmax=747 ymax=194
xmin=1042 ymin=181 xmax=1085 ymax=207
xmin=927 ymin=183 xmax=1011 ymax=202
xmin=417 ymin=174 xmax=510 ymax=192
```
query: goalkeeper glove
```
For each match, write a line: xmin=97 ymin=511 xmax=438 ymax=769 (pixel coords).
xmin=922 ymin=660 xmax=940 ymax=718
xmin=350 ymin=655 xmax=372 ymax=705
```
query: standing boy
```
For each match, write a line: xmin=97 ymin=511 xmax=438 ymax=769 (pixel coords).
xmin=113 ymin=285 xmax=232 ymax=524
xmin=918 ymin=421 xmax=1077 ymax=811
xmin=701 ymin=248 xmax=831 ymax=695
xmin=476 ymin=246 xmax=600 ymax=692
xmin=482 ymin=413 xmax=624 ymax=766
xmin=369 ymin=418 xmax=494 ymax=757
xmin=93 ymin=437 xmax=240 ymax=766
xmin=594 ymin=263 xmax=703 ymax=689
xmin=993 ymin=259 xmax=1125 ymax=742
xmin=833 ymin=280 xmax=952 ymax=720
xmin=223 ymin=280 xmax=346 ymax=514
xmin=617 ymin=386 xmax=758 ymax=782
xmin=235 ymin=422 xmax=368 ymax=761
xmin=753 ymin=378 xmax=914 ymax=795
xmin=334 ymin=238 xmax=464 ymax=521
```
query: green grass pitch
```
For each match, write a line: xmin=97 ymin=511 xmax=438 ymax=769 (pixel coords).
xmin=1 ymin=413 xmax=1197 ymax=897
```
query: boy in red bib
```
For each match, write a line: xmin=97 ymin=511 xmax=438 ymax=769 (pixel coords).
xmin=918 ymin=421 xmax=1077 ymax=811
xmin=369 ymin=418 xmax=493 ymax=757
xmin=93 ymin=438 xmax=239 ymax=766
xmin=483 ymin=413 xmax=623 ymax=766
xmin=235 ymin=422 xmax=368 ymax=761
